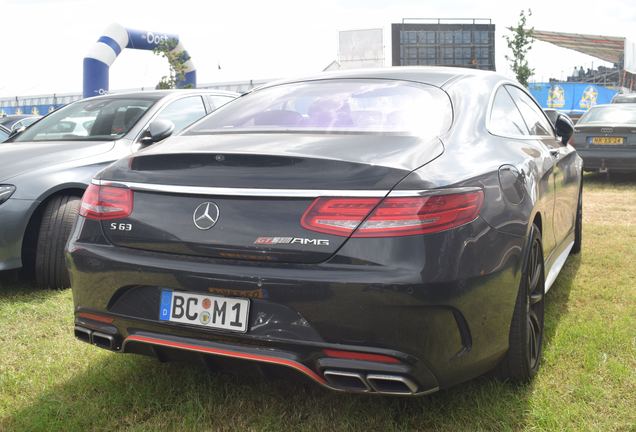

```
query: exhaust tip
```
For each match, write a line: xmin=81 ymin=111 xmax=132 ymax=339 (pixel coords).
xmin=92 ymin=331 xmax=116 ymax=350
xmin=366 ymin=374 xmax=418 ymax=395
xmin=324 ymin=370 xmax=370 ymax=392
xmin=74 ymin=326 xmax=92 ymax=343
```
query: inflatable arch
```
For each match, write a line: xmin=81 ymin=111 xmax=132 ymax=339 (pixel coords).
xmin=83 ymin=23 xmax=196 ymax=98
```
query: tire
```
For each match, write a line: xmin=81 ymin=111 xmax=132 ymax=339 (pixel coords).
xmin=570 ymin=188 xmax=582 ymax=255
xmin=35 ymin=195 xmax=81 ymax=289
xmin=497 ymin=223 xmax=545 ymax=382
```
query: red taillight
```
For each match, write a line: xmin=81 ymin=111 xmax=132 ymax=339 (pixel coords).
xmin=300 ymin=197 xmax=382 ymax=236
xmin=79 ymin=184 xmax=133 ymax=220
xmin=301 ymin=191 xmax=483 ymax=237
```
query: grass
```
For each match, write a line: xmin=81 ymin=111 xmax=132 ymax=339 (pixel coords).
xmin=1 ymin=173 xmax=635 ymax=431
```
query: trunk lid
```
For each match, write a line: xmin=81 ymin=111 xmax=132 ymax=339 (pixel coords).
xmin=100 ymin=133 xmax=443 ymax=263
xmin=573 ymin=124 xmax=636 ymax=148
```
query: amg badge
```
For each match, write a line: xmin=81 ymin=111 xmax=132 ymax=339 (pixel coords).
xmin=254 ymin=237 xmax=330 ymax=246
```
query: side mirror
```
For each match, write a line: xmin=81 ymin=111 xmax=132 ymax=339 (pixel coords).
xmin=555 ymin=114 xmax=574 ymax=145
xmin=140 ymin=119 xmax=175 ymax=146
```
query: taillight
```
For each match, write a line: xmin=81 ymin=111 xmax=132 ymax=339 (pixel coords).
xmin=301 ymin=191 xmax=483 ymax=237
xmin=79 ymin=184 xmax=133 ymax=220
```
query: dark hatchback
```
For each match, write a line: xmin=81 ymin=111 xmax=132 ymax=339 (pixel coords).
xmin=572 ymin=103 xmax=636 ymax=173
xmin=68 ymin=67 xmax=582 ymax=396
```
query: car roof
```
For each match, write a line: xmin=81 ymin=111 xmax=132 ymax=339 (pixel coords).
xmin=81 ymin=88 xmax=239 ymax=102
xmin=0 ymin=114 xmax=33 ymax=120
xmin=257 ymin=66 xmax=509 ymax=90
xmin=0 ymin=114 xmax=34 ymax=125
xmin=589 ymin=103 xmax=636 ymax=109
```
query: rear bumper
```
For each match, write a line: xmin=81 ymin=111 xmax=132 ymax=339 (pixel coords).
xmin=74 ymin=323 xmax=435 ymax=395
xmin=0 ymin=198 xmax=36 ymax=271
xmin=576 ymin=148 xmax=636 ymax=172
xmin=67 ymin=217 xmax=525 ymax=394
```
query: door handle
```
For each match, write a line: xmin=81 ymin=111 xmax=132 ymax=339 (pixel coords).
xmin=549 ymin=149 xmax=560 ymax=158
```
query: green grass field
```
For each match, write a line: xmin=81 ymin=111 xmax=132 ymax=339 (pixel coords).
xmin=1 ymin=173 xmax=635 ymax=431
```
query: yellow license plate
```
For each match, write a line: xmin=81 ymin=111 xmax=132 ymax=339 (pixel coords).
xmin=591 ymin=137 xmax=624 ymax=145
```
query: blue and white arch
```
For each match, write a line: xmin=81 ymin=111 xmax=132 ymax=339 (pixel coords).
xmin=83 ymin=23 xmax=196 ymax=98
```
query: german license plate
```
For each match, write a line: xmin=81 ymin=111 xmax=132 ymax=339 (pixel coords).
xmin=591 ymin=136 xmax=624 ymax=145
xmin=159 ymin=289 xmax=250 ymax=333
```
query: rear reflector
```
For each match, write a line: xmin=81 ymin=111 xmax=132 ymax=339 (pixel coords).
xmin=78 ymin=312 xmax=115 ymax=324
xmin=323 ymin=349 xmax=400 ymax=364
xmin=301 ymin=191 xmax=483 ymax=237
xmin=80 ymin=184 xmax=133 ymax=220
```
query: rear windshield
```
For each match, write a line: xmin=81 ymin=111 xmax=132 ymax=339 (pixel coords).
xmin=578 ymin=105 xmax=636 ymax=125
xmin=186 ymin=79 xmax=452 ymax=136
xmin=13 ymin=97 xmax=156 ymax=142
xmin=612 ymin=94 xmax=636 ymax=103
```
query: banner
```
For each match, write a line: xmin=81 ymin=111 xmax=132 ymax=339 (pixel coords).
xmin=527 ymin=82 xmax=617 ymax=113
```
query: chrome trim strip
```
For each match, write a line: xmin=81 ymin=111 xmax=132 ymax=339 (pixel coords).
xmin=388 ymin=186 xmax=482 ymax=197
xmin=93 ymin=180 xmax=389 ymax=197
xmin=93 ymin=179 xmax=481 ymax=198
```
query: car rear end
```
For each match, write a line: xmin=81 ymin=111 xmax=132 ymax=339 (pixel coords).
xmin=572 ymin=104 xmax=636 ymax=173
xmin=67 ymin=77 xmax=524 ymax=395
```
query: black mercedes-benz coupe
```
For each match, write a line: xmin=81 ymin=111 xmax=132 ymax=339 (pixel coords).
xmin=68 ymin=67 xmax=582 ymax=396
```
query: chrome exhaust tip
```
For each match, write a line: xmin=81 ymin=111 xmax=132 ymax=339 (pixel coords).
xmin=91 ymin=331 xmax=116 ymax=350
xmin=366 ymin=374 xmax=418 ymax=395
xmin=324 ymin=370 xmax=370 ymax=392
xmin=74 ymin=326 xmax=92 ymax=343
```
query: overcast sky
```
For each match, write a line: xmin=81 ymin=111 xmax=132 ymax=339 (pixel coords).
xmin=0 ymin=0 xmax=634 ymax=97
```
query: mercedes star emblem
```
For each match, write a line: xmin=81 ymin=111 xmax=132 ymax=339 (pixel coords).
xmin=192 ymin=202 xmax=220 ymax=230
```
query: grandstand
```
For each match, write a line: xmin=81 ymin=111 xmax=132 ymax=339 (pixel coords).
xmin=532 ymin=30 xmax=635 ymax=90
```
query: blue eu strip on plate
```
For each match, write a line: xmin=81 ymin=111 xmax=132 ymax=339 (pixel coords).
xmin=159 ymin=289 xmax=172 ymax=321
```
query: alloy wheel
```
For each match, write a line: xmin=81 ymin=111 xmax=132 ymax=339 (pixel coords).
xmin=526 ymin=237 xmax=545 ymax=371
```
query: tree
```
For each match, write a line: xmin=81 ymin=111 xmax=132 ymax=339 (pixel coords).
xmin=153 ymin=39 xmax=193 ymax=90
xmin=504 ymin=9 xmax=535 ymax=86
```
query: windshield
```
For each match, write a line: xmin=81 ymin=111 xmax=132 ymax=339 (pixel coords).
xmin=13 ymin=97 xmax=156 ymax=142
xmin=578 ymin=105 xmax=636 ymax=125
xmin=187 ymin=79 xmax=452 ymax=136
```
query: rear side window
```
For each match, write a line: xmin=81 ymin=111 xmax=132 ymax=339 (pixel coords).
xmin=506 ymin=86 xmax=553 ymax=136
xmin=188 ymin=79 xmax=452 ymax=137
xmin=209 ymin=95 xmax=235 ymax=110
xmin=156 ymin=96 xmax=207 ymax=134
xmin=489 ymin=87 xmax=529 ymax=136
